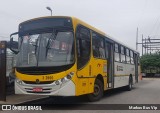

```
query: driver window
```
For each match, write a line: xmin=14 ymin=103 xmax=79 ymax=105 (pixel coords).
xmin=76 ymin=26 xmax=91 ymax=69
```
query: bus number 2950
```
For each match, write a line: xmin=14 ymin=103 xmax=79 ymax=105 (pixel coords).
xmin=42 ymin=76 xmax=53 ymax=80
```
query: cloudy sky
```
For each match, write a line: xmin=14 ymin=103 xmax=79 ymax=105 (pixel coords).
xmin=0 ymin=0 xmax=160 ymax=53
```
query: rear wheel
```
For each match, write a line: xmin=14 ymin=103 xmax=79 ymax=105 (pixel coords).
xmin=87 ymin=79 xmax=103 ymax=101
xmin=127 ymin=76 xmax=133 ymax=91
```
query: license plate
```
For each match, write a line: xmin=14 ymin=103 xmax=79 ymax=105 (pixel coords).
xmin=33 ymin=87 xmax=43 ymax=92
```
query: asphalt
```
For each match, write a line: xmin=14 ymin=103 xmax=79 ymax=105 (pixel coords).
xmin=0 ymin=94 xmax=48 ymax=104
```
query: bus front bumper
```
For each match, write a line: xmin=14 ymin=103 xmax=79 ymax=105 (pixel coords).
xmin=15 ymin=80 xmax=75 ymax=96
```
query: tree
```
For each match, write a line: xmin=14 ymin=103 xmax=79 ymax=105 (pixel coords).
xmin=140 ymin=53 xmax=160 ymax=72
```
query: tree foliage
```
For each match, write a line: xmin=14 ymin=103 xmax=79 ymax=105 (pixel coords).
xmin=140 ymin=53 xmax=160 ymax=72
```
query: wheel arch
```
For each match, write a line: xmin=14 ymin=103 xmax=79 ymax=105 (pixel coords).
xmin=96 ymin=74 xmax=104 ymax=89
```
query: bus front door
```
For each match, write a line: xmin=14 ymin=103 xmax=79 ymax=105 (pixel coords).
xmin=105 ymin=42 xmax=114 ymax=88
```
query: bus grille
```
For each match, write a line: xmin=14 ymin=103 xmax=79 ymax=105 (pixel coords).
xmin=26 ymin=91 xmax=51 ymax=94
xmin=23 ymin=81 xmax=54 ymax=84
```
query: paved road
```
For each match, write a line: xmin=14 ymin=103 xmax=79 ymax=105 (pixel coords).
xmin=1 ymin=78 xmax=160 ymax=113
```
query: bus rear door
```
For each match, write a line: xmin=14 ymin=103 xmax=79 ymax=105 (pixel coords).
xmin=105 ymin=41 xmax=114 ymax=88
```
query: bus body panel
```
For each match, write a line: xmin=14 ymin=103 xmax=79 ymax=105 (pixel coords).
xmin=114 ymin=62 xmax=135 ymax=88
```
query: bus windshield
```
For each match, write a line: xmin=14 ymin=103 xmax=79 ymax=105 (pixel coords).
xmin=16 ymin=31 xmax=74 ymax=67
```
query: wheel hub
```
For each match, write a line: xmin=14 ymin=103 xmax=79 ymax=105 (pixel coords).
xmin=94 ymin=84 xmax=100 ymax=96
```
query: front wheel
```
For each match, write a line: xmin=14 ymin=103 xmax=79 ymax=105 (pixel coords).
xmin=87 ymin=79 xmax=103 ymax=102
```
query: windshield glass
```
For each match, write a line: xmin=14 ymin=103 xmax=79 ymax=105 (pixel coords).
xmin=16 ymin=31 xmax=74 ymax=67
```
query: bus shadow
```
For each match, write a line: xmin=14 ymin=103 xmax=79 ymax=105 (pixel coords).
xmin=21 ymin=95 xmax=90 ymax=110
xmin=23 ymin=87 xmax=137 ymax=105
xmin=103 ymin=86 xmax=136 ymax=98
xmin=50 ymin=87 xmax=133 ymax=104
xmin=21 ymin=87 xmax=138 ymax=109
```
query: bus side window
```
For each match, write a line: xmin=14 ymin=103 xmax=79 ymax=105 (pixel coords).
xmin=126 ymin=48 xmax=131 ymax=64
xmin=130 ymin=50 xmax=134 ymax=64
xmin=76 ymin=26 xmax=91 ymax=69
xmin=92 ymin=32 xmax=105 ymax=59
xmin=120 ymin=46 xmax=126 ymax=63
xmin=105 ymin=42 xmax=109 ymax=59
xmin=114 ymin=43 xmax=120 ymax=62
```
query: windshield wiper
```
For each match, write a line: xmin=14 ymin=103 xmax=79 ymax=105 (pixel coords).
xmin=29 ymin=35 xmax=40 ymax=65
xmin=45 ymin=29 xmax=57 ymax=57
xmin=34 ymin=38 xmax=39 ymax=55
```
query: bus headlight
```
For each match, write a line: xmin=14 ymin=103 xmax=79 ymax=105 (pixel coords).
xmin=66 ymin=74 xmax=72 ymax=79
xmin=55 ymin=80 xmax=60 ymax=85
xmin=64 ymin=72 xmax=74 ymax=82
xmin=54 ymin=72 xmax=74 ymax=85
xmin=61 ymin=78 xmax=65 ymax=83
xmin=16 ymin=78 xmax=23 ymax=85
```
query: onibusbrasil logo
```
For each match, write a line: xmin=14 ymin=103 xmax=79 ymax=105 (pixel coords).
xmin=1 ymin=105 xmax=42 ymax=111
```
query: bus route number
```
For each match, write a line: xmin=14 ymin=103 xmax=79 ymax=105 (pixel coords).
xmin=42 ymin=76 xmax=53 ymax=80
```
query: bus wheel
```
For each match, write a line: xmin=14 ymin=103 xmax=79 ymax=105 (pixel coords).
xmin=87 ymin=79 xmax=103 ymax=102
xmin=127 ymin=76 xmax=133 ymax=91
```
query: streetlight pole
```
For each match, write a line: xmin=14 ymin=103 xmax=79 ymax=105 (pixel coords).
xmin=46 ymin=6 xmax=52 ymax=16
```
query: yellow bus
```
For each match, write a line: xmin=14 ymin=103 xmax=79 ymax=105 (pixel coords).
xmin=10 ymin=16 xmax=140 ymax=101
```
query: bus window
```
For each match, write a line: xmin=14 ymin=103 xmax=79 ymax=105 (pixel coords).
xmin=92 ymin=32 xmax=105 ymax=59
xmin=114 ymin=43 xmax=120 ymax=62
xmin=115 ymin=43 xmax=119 ymax=52
xmin=120 ymin=46 xmax=126 ymax=63
xmin=76 ymin=26 xmax=91 ymax=69
xmin=126 ymin=48 xmax=131 ymax=64
xmin=130 ymin=50 xmax=134 ymax=64
xmin=105 ymin=42 xmax=110 ymax=59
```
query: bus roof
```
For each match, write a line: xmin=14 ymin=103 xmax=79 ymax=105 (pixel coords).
xmin=71 ymin=16 xmax=106 ymax=36
xmin=20 ymin=16 xmax=139 ymax=53
xmin=20 ymin=16 xmax=72 ymax=24
xmin=71 ymin=17 xmax=138 ymax=53
xmin=105 ymin=34 xmax=139 ymax=53
xmin=20 ymin=16 xmax=106 ymax=35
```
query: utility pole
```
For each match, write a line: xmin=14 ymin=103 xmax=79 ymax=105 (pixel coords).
xmin=145 ymin=38 xmax=146 ymax=54
xmin=136 ymin=27 xmax=138 ymax=50
xmin=148 ymin=36 xmax=151 ymax=54
xmin=142 ymin=34 xmax=143 ymax=55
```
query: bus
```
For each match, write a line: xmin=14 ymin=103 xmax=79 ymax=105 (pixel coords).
xmin=10 ymin=16 xmax=140 ymax=101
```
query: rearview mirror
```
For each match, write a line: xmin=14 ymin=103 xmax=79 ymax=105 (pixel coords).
xmin=10 ymin=32 xmax=19 ymax=54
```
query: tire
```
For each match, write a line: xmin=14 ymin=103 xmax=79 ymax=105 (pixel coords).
xmin=126 ymin=76 xmax=133 ymax=91
xmin=87 ymin=79 xmax=103 ymax=102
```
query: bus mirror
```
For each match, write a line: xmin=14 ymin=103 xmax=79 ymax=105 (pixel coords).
xmin=10 ymin=32 xmax=19 ymax=54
